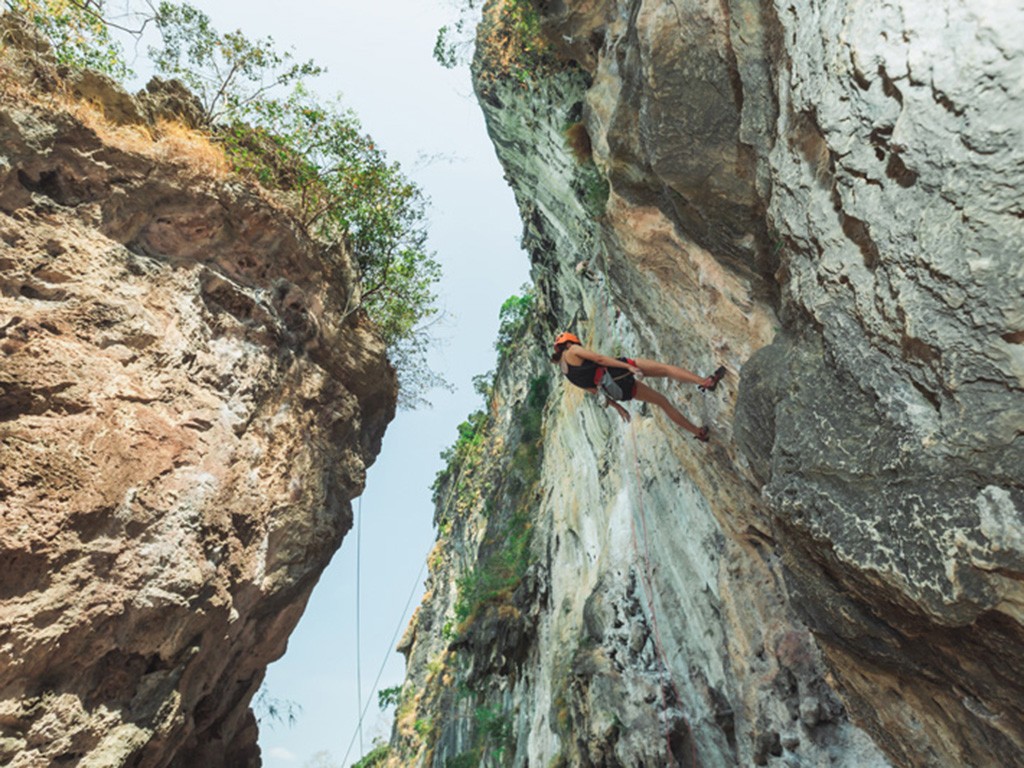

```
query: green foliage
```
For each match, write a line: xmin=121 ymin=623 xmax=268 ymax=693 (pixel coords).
xmin=433 ymin=407 xmax=487 ymax=500
xmin=445 ymin=410 xmax=488 ymax=465
xmin=495 ymin=288 xmax=534 ymax=362
xmin=521 ymin=375 xmax=549 ymax=442
xmin=252 ymin=684 xmax=301 ymax=730
xmin=147 ymin=3 xmax=443 ymax=406
xmin=453 ymin=506 xmax=532 ymax=628
xmin=445 ymin=751 xmax=481 ymax=768
xmin=220 ymin=87 xmax=444 ymax=405
xmin=581 ymin=164 xmax=610 ymax=218
xmin=441 ymin=618 xmax=456 ymax=641
xmin=149 ymin=1 xmax=321 ymax=126
xmin=414 ymin=716 xmax=434 ymax=738
xmin=441 ymin=707 xmax=513 ymax=765
xmin=472 ymin=371 xmax=494 ymax=402
xmin=352 ymin=740 xmax=390 ymax=768
xmin=476 ymin=0 xmax=552 ymax=88
xmin=434 ymin=0 xmax=552 ymax=86
xmin=377 ymin=685 xmax=402 ymax=710
xmin=431 ymin=0 xmax=482 ymax=70
xmin=6 ymin=0 xmax=129 ymax=77
xmin=435 ymin=315 xmax=548 ymax=632
xmin=510 ymin=375 xmax=548 ymax=490
xmin=476 ymin=705 xmax=515 ymax=757
xmin=432 ymin=24 xmax=459 ymax=69
xmin=563 ymin=122 xmax=609 ymax=217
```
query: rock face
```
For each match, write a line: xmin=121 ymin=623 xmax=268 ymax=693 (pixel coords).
xmin=387 ymin=1 xmax=1022 ymax=767
xmin=0 ymin=19 xmax=395 ymax=767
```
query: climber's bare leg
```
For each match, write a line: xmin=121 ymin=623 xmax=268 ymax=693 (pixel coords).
xmin=632 ymin=382 xmax=702 ymax=436
xmin=633 ymin=358 xmax=706 ymax=386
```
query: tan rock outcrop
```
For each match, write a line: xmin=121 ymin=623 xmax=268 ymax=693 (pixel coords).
xmin=0 ymin=17 xmax=396 ymax=767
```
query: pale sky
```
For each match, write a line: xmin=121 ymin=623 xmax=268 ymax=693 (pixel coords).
xmin=117 ymin=2 xmax=530 ymax=766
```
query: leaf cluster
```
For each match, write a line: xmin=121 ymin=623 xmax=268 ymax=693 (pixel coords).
xmin=351 ymin=741 xmax=390 ymax=768
xmin=5 ymin=0 xmax=130 ymax=78
xmin=377 ymin=684 xmax=403 ymax=710
xmin=147 ymin=3 xmax=445 ymax=404
xmin=435 ymin=0 xmax=553 ymax=87
xmin=149 ymin=1 xmax=322 ymax=127
xmin=494 ymin=287 xmax=534 ymax=362
xmin=220 ymin=88 xmax=442 ymax=373
xmin=452 ymin=506 xmax=532 ymax=629
xmin=475 ymin=0 xmax=553 ymax=88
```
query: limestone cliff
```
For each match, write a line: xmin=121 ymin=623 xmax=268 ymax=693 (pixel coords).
xmin=0 ymin=18 xmax=396 ymax=767
xmin=387 ymin=1 xmax=1022 ymax=767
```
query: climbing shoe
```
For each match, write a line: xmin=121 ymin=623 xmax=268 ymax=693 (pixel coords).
xmin=698 ymin=366 xmax=727 ymax=392
xmin=694 ymin=426 xmax=710 ymax=443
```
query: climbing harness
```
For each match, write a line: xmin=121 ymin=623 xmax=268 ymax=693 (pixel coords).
xmin=596 ymin=358 xmax=640 ymax=402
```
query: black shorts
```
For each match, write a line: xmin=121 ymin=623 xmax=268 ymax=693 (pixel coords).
xmin=599 ymin=357 xmax=637 ymax=401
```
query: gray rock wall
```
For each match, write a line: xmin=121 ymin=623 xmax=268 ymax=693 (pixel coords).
xmin=390 ymin=0 xmax=1022 ymax=766
xmin=736 ymin=1 xmax=1024 ymax=763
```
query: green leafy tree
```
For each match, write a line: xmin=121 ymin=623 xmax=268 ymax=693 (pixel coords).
xmin=377 ymin=685 xmax=402 ymax=710
xmin=149 ymin=5 xmax=445 ymax=406
xmin=13 ymin=0 xmax=447 ymax=406
xmin=4 ymin=0 xmax=130 ymax=77
xmin=495 ymin=288 xmax=534 ymax=361
xmin=433 ymin=0 xmax=551 ymax=87
xmin=222 ymin=87 xmax=442 ymax=349
xmin=352 ymin=740 xmax=390 ymax=768
xmin=148 ymin=1 xmax=321 ymax=126
xmin=252 ymin=684 xmax=301 ymax=729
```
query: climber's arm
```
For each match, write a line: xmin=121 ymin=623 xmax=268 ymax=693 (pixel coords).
xmin=574 ymin=347 xmax=642 ymax=375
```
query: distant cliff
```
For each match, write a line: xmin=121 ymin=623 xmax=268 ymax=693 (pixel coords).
xmin=386 ymin=1 xmax=1023 ymax=767
xmin=0 ymin=16 xmax=395 ymax=767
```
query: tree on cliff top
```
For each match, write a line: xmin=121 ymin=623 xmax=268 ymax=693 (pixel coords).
xmin=146 ymin=3 xmax=446 ymax=404
xmin=9 ymin=0 xmax=447 ymax=407
xmin=4 ymin=0 xmax=129 ymax=77
xmin=433 ymin=0 xmax=552 ymax=88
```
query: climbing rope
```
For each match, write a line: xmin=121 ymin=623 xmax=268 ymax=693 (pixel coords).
xmin=340 ymin=510 xmax=430 ymax=767
xmin=355 ymin=495 xmax=364 ymax=757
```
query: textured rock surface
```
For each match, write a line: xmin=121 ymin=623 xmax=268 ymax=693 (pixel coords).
xmin=389 ymin=1 xmax=1022 ymax=767
xmin=734 ymin=2 xmax=1024 ymax=764
xmin=0 ymin=20 xmax=395 ymax=767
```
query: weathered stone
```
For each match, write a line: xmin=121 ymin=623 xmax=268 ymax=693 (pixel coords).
xmin=68 ymin=68 xmax=147 ymax=126
xmin=138 ymin=77 xmax=206 ymax=130
xmin=0 ymin=26 xmax=395 ymax=768
xmin=389 ymin=0 xmax=1022 ymax=767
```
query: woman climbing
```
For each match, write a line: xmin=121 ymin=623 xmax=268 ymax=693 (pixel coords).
xmin=551 ymin=332 xmax=725 ymax=442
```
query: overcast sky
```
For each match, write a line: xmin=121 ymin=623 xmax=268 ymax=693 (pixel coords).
xmin=116 ymin=2 xmax=530 ymax=765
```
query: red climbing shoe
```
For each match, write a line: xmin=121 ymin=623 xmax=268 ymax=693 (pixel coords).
xmin=698 ymin=366 xmax=727 ymax=392
xmin=694 ymin=426 xmax=710 ymax=442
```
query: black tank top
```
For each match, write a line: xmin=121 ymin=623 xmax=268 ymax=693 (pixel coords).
xmin=564 ymin=358 xmax=599 ymax=389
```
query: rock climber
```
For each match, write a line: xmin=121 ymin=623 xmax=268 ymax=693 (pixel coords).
xmin=551 ymin=332 xmax=725 ymax=442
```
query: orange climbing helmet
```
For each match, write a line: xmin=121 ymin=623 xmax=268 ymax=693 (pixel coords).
xmin=554 ymin=332 xmax=581 ymax=348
